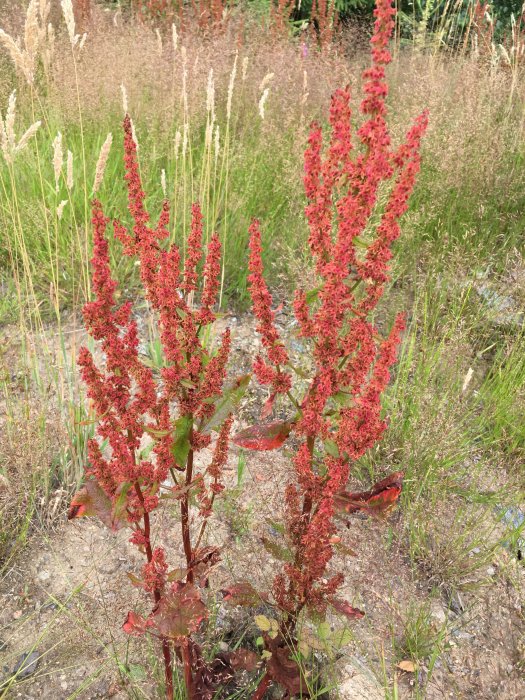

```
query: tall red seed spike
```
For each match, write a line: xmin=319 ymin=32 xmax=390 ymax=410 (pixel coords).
xmin=182 ymin=202 xmax=204 ymax=294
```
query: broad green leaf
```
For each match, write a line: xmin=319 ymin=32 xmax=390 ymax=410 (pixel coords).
xmin=324 ymin=439 xmax=340 ymax=458
xmin=201 ymin=374 xmax=250 ymax=434
xmin=254 ymin=614 xmax=272 ymax=632
xmin=305 ymin=287 xmax=321 ymax=304
xmin=261 ymin=536 xmax=293 ymax=562
xmin=329 ymin=627 xmax=353 ymax=649
xmin=171 ymin=415 xmax=192 ymax=468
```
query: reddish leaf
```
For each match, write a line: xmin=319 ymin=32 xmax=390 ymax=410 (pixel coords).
xmin=227 ymin=648 xmax=260 ymax=672
xmin=122 ymin=611 xmax=153 ymax=636
xmin=68 ymin=480 xmax=125 ymax=531
xmin=152 ymin=583 xmax=208 ymax=640
xmin=232 ymin=420 xmax=293 ymax=451
xmin=265 ymin=634 xmax=308 ymax=696
xmin=221 ymin=581 xmax=263 ymax=607
xmin=260 ymin=392 xmax=277 ymax=420
xmin=329 ymin=597 xmax=365 ymax=620
xmin=190 ymin=546 xmax=221 ymax=587
xmin=334 ymin=471 xmax=404 ymax=517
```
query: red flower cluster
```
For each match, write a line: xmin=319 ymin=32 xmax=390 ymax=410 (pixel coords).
xmin=71 ymin=115 xmax=240 ymax=699
xmin=243 ymin=0 xmax=428 ymax=624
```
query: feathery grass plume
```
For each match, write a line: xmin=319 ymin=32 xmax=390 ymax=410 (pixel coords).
xmin=24 ymin=0 xmax=40 ymax=67
xmin=155 ymin=28 xmax=163 ymax=55
xmin=61 ymin=0 xmax=77 ymax=46
xmin=214 ymin=124 xmax=220 ymax=166
xmin=241 ymin=55 xmax=248 ymax=80
xmin=120 ymin=84 xmax=128 ymax=115
xmin=258 ymin=71 xmax=274 ymax=91
xmin=226 ymin=52 xmax=237 ymax=120
xmin=174 ymin=129 xmax=181 ymax=161
xmin=182 ymin=122 xmax=188 ymax=158
xmin=15 ymin=121 xmax=41 ymax=156
xmin=4 ymin=91 xmax=16 ymax=155
xmin=0 ymin=91 xmax=41 ymax=163
xmin=161 ymin=168 xmax=167 ymax=197
xmin=462 ymin=367 xmax=474 ymax=393
xmin=206 ymin=68 xmax=215 ymax=124
xmin=57 ymin=200 xmax=68 ymax=219
xmin=172 ymin=22 xmax=178 ymax=52
xmin=66 ymin=149 xmax=74 ymax=189
xmin=92 ymin=133 xmax=113 ymax=194
xmin=61 ymin=0 xmax=87 ymax=50
xmin=0 ymin=0 xmax=44 ymax=84
xmin=258 ymin=88 xmax=269 ymax=120
xmin=52 ymin=132 xmax=63 ymax=191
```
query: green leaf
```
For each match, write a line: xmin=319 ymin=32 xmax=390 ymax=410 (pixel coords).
xmin=254 ymin=614 xmax=272 ymax=632
xmin=127 ymin=663 xmax=146 ymax=681
xmin=171 ymin=415 xmax=193 ymax=468
xmin=265 ymin=518 xmax=286 ymax=535
xmin=317 ymin=621 xmax=331 ymax=641
xmin=305 ymin=287 xmax=321 ymax=304
xmin=201 ymin=374 xmax=250 ymax=434
xmin=261 ymin=536 xmax=293 ymax=562
xmin=329 ymin=627 xmax=353 ymax=649
xmin=324 ymin=439 xmax=340 ymax=458
xmin=112 ymin=482 xmax=132 ymax=522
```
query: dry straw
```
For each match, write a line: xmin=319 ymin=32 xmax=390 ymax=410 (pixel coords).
xmin=92 ymin=133 xmax=113 ymax=194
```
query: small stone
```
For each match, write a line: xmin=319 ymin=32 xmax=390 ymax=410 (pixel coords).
xmin=12 ymin=610 xmax=22 ymax=620
xmin=486 ymin=566 xmax=496 ymax=576
xmin=61 ymin=681 xmax=68 ymax=690
xmin=11 ymin=651 xmax=41 ymax=679
xmin=37 ymin=570 xmax=50 ymax=582
xmin=430 ymin=602 xmax=447 ymax=625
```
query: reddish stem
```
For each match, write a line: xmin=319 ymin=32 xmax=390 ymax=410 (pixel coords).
xmin=252 ymin=672 xmax=271 ymax=700
xmin=181 ymin=424 xmax=195 ymax=584
xmin=181 ymin=639 xmax=195 ymax=698
xmin=134 ymin=480 xmax=174 ymax=700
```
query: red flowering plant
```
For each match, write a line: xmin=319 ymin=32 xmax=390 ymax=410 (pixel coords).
xmin=231 ymin=0 xmax=428 ymax=695
xmin=68 ymin=116 xmax=255 ymax=699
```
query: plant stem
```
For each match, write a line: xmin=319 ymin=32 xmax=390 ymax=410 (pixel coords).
xmin=181 ymin=639 xmax=194 ymax=699
xmin=181 ymin=423 xmax=194 ymax=583
xmin=252 ymin=672 xmax=271 ymax=700
xmin=133 ymin=478 xmax=174 ymax=700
